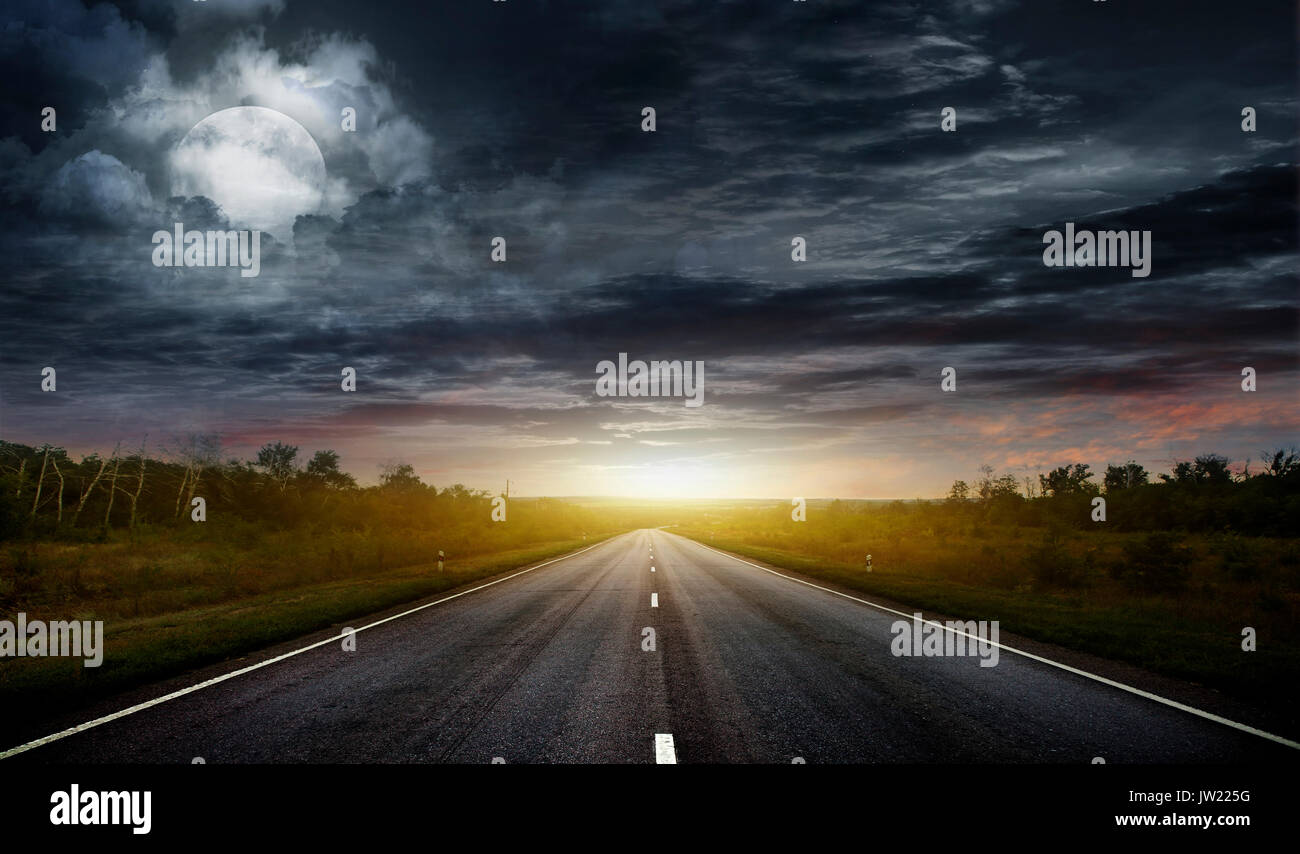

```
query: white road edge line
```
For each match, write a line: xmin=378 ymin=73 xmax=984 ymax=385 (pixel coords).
xmin=651 ymin=593 xmax=659 ymax=607
xmin=655 ymin=733 xmax=677 ymax=764
xmin=0 ymin=537 xmax=614 ymax=761
xmin=682 ymin=533 xmax=1300 ymax=752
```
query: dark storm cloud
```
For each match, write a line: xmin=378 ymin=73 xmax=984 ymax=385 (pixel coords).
xmin=0 ymin=0 xmax=156 ymax=149
xmin=0 ymin=0 xmax=1296 ymax=494
xmin=970 ymin=163 xmax=1299 ymax=287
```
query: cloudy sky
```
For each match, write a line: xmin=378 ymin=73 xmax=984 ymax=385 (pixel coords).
xmin=0 ymin=0 xmax=1296 ymax=498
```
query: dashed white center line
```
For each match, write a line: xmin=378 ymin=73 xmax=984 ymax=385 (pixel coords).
xmin=650 ymin=593 xmax=659 ymax=607
xmin=651 ymin=565 xmax=656 ymax=572
xmin=654 ymin=733 xmax=676 ymax=764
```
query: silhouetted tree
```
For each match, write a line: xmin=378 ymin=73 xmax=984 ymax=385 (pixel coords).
xmin=379 ymin=462 xmax=426 ymax=492
xmin=1104 ymin=461 xmax=1148 ymax=492
xmin=1039 ymin=463 xmax=1096 ymax=496
xmin=1192 ymin=454 xmax=1232 ymax=484
xmin=256 ymin=442 xmax=300 ymax=492
xmin=1260 ymin=447 xmax=1299 ymax=479
xmin=304 ymin=450 xmax=356 ymax=490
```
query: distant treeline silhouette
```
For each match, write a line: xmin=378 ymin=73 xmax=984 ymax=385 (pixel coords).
xmin=1 ymin=437 xmax=1297 ymax=540
xmin=935 ymin=452 xmax=1299 ymax=536
xmin=0 ymin=435 xmax=554 ymax=542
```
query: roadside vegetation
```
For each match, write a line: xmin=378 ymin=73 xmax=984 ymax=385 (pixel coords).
xmin=2 ymin=436 xmax=1297 ymax=733
xmin=675 ymin=452 xmax=1300 ymax=713
xmin=0 ymin=436 xmax=648 ymax=727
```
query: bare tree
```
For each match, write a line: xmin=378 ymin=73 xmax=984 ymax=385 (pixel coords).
xmin=121 ymin=437 xmax=148 ymax=531
xmin=26 ymin=447 xmax=50 ymax=519
xmin=174 ymin=466 xmax=189 ymax=520
xmin=168 ymin=433 xmax=222 ymax=520
xmin=1260 ymin=447 xmax=1299 ymax=478
xmin=72 ymin=451 xmax=110 ymax=527
xmin=102 ymin=443 xmax=123 ymax=528
xmin=51 ymin=454 xmax=65 ymax=525
xmin=29 ymin=446 xmax=50 ymax=522
xmin=0 ymin=444 xmax=27 ymax=499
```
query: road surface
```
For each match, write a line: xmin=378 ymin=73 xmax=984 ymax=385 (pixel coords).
xmin=6 ymin=529 xmax=1297 ymax=763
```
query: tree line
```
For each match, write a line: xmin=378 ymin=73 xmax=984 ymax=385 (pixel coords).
xmin=942 ymin=450 xmax=1300 ymax=535
xmin=0 ymin=435 xmax=501 ymax=540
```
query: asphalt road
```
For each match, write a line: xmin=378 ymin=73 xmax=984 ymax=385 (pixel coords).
xmin=7 ymin=529 xmax=1298 ymax=763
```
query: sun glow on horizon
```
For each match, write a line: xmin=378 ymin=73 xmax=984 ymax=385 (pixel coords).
xmin=618 ymin=460 xmax=727 ymax=499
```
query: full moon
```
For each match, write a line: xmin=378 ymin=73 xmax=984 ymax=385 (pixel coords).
xmin=170 ymin=106 xmax=326 ymax=236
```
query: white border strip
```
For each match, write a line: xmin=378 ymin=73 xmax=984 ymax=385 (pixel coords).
xmin=681 ymin=534 xmax=1300 ymax=752
xmin=654 ymin=733 xmax=677 ymax=764
xmin=1 ymin=538 xmax=611 ymax=761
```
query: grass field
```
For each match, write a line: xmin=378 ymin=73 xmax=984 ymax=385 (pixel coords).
xmin=3 ymin=487 xmax=1298 ymax=737
xmin=675 ymin=503 xmax=1299 ymax=714
xmin=0 ymin=527 xmax=623 ymax=734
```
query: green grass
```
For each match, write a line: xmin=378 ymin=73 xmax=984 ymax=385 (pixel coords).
xmin=0 ymin=535 xmax=615 ymax=735
xmin=676 ymin=529 xmax=1300 ymax=713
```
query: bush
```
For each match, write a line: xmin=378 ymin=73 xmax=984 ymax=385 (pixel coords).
xmin=1112 ymin=532 xmax=1192 ymax=593
xmin=1026 ymin=528 xmax=1088 ymax=588
xmin=1214 ymin=533 xmax=1259 ymax=582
